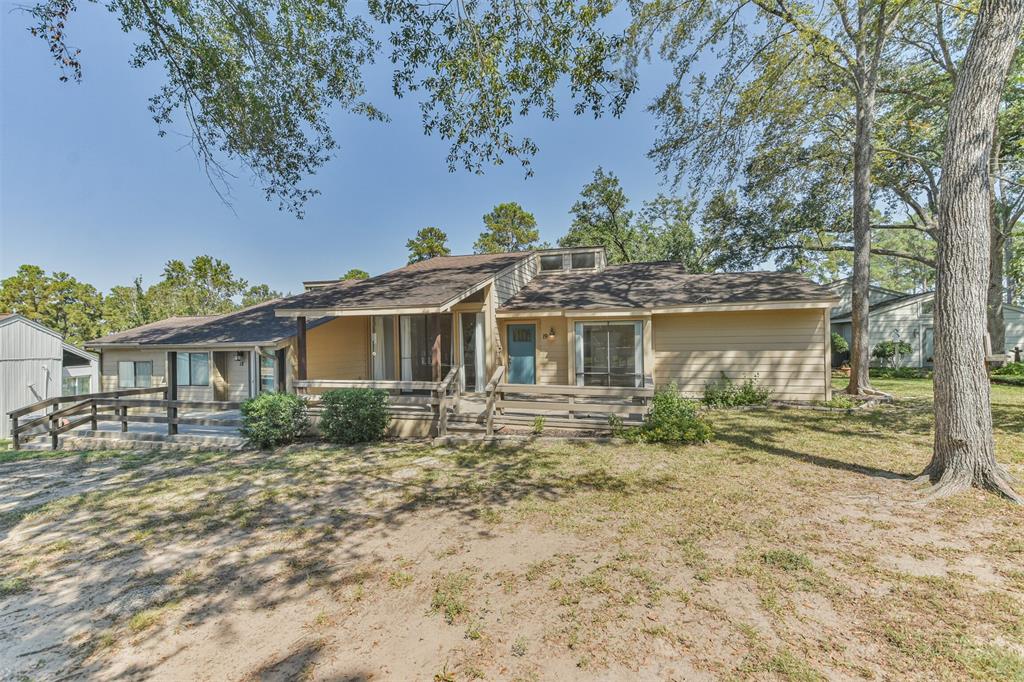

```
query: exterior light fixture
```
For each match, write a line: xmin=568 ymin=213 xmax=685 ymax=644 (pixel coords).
xmin=547 ymin=326 xmax=557 ymax=341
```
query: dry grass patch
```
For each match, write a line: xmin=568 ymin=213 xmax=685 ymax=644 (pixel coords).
xmin=0 ymin=378 xmax=1021 ymax=680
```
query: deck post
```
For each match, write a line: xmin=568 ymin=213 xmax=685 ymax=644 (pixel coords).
xmin=431 ymin=314 xmax=441 ymax=382
xmin=121 ymin=405 xmax=128 ymax=432
xmin=90 ymin=402 xmax=97 ymax=430
xmin=167 ymin=351 xmax=179 ymax=435
xmin=11 ymin=416 xmax=19 ymax=450
xmin=49 ymin=403 xmax=58 ymax=450
xmin=297 ymin=316 xmax=308 ymax=381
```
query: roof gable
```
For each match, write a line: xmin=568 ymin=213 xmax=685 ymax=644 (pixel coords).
xmin=276 ymin=252 xmax=531 ymax=314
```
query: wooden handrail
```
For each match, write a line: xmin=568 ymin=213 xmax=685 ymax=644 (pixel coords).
xmin=10 ymin=389 xmax=239 ymax=451
xmin=484 ymin=366 xmax=506 ymax=436
xmin=295 ymin=379 xmax=441 ymax=391
xmin=496 ymin=383 xmax=654 ymax=398
xmin=7 ymin=386 xmax=168 ymax=418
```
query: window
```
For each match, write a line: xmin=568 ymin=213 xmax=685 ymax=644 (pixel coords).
xmin=571 ymin=252 xmax=596 ymax=269
xmin=176 ymin=352 xmax=210 ymax=386
xmin=259 ymin=354 xmax=276 ymax=393
xmin=540 ymin=254 xmax=564 ymax=271
xmin=399 ymin=314 xmax=453 ymax=382
xmin=118 ymin=361 xmax=153 ymax=388
xmin=62 ymin=376 xmax=91 ymax=395
xmin=921 ymin=300 xmax=935 ymax=315
xmin=575 ymin=321 xmax=643 ymax=387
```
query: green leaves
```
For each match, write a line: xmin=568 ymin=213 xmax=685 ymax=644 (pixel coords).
xmin=474 ymin=203 xmax=539 ymax=253
xmin=407 ymin=226 xmax=452 ymax=263
xmin=0 ymin=265 xmax=103 ymax=345
xmin=31 ymin=0 xmax=633 ymax=215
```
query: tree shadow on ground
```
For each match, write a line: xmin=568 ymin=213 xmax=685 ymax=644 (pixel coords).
xmin=0 ymin=440 xmax=678 ymax=679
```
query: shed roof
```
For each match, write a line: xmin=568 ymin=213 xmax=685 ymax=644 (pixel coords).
xmin=499 ymin=263 xmax=836 ymax=311
xmin=86 ymin=297 xmax=328 ymax=348
xmin=275 ymin=252 xmax=529 ymax=314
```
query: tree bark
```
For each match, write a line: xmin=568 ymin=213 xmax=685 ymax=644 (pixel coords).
xmin=924 ymin=0 xmax=1024 ymax=503
xmin=988 ymin=215 xmax=1006 ymax=355
xmin=847 ymin=78 xmax=877 ymax=396
xmin=987 ymin=133 xmax=1006 ymax=354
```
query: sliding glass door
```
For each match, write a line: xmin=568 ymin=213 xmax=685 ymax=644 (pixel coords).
xmin=372 ymin=315 xmax=397 ymax=381
xmin=460 ymin=312 xmax=485 ymax=392
xmin=399 ymin=314 xmax=453 ymax=382
xmin=575 ymin=321 xmax=643 ymax=387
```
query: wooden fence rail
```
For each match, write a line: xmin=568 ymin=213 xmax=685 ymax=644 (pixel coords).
xmin=8 ymin=386 xmax=240 ymax=450
xmin=295 ymin=367 xmax=462 ymax=436
xmin=490 ymin=382 xmax=654 ymax=430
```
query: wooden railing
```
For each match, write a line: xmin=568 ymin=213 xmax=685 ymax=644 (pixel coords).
xmin=294 ymin=366 xmax=463 ymax=436
xmin=8 ymin=386 xmax=242 ymax=450
xmin=483 ymin=366 xmax=505 ymax=436
xmin=488 ymin=382 xmax=654 ymax=431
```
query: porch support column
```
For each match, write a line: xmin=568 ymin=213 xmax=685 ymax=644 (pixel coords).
xmin=296 ymin=316 xmax=308 ymax=381
xmin=167 ymin=351 xmax=178 ymax=435
xmin=431 ymin=314 xmax=442 ymax=382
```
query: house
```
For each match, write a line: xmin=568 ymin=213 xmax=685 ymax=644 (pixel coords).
xmin=84 ymin=297 xmax=337 ymax=400
xmin=0 ymin=313 xmax=99 ymax=438
xmin=79 ymin=248 xmax=838 ymax=429
xmin=826 ymin=280 xmax=1024 ymax=368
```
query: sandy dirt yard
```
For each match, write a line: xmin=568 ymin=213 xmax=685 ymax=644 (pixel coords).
xmin=1 ymin=377 xmax=1023 ymax=681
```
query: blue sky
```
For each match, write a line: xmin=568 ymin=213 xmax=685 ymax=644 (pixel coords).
xmin=1 ymin=3 xmax=680 ymax=295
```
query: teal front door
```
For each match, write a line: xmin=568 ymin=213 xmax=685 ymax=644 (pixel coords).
xmin=507 ymin=324 xmax=536 ymax=384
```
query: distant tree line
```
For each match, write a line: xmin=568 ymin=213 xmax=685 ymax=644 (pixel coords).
xmin=0 ymin=256 xmax=284 ymax=345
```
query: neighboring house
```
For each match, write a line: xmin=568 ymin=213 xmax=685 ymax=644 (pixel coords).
xmin=80 ymin=248 xmax=838 ymax=406
xmin=826 ymin=280 xmax=1024 ymax=367
xmin=0 ymin=313 xmax=98 ymax=438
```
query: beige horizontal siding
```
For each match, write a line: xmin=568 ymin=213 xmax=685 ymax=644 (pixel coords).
xmin=653 ymin=309 xmax=827 ymax=401
xmin=498 ymin=319 xmax=569 ymax=385
xmin=100 ymin=349 xmax=218 ymax=401
xmin=307 ymin=317 xmax=370 ymax=380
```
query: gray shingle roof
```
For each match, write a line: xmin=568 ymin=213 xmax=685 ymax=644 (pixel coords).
xmin=276 ymin=252 xmax=529 ymax=313
xmin=86 ymin=298 xmax=328 ymax=347
xmin=499 ymin=263 xmax=836 ymax=311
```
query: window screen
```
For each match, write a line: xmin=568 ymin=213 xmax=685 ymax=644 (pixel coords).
xmin=540 ymin=255 xmax=563 ymax=271
xmin=176 ymin=353 xmax=209 ymax=386
xmin=570 ymin=252 xmax=596 ymax=269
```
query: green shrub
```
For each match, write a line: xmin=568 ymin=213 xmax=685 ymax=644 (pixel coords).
xmin=872 ymin=339 xmax=913 ymax=368
xmin=635 ymin=386 xmax=713 ymax=444
xmin=531 ymin=416 xmax=545 ymax=435
xmin=991 ymin=375 xmax=1024 ymax=387
xmin=830 ymin=332 xmax=849 ymax=354
xmin=319 ymin=388 xmax=390 ymax=444
xmin=703 ymin=373 xmax=772 ymax=407
xmin=820 ymin=394 xmax=856 ymax=410
xmin=992 ymin=361 xmax=1024 ymax=377
xmin=607 ymin=414 xmax=625 ymax=437
xmin=871 ymin=366 xmax=928 ymax=379
xmin=240 ymin=392 xmax=309 ymax=448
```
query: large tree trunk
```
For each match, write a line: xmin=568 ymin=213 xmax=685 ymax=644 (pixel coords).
xmin=847 ymin=85 xmax=877 ymax=396
xmin=988 ymin=216 xmax=1006 ymax=356
xmin=924 ymin=0 xmax=1024 ymax=503
xmin=988 ymin=134 xmax=1006 ymax=355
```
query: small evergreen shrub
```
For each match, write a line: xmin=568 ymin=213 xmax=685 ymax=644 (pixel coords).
xmin=992 ymin=361 xmax=1024 ymax=377
xmin=531 ymin=416 xmax=545 ymax=435
xmin=319 ymin=388 xmax=390 ymax=444
xmin=820 ymin=394 xmax=856 ymax=410
xmin=240 ymin=392 xmax=309 ymax=448
xmin=870 ymin=366 xmax=928 ymax=379
xmin=634 ymin=386 xmax=713 ymax=444
xmin=830 ymin=332 xmax=849 ymax=355
xmin=703 ymin=373 xmax=772 ymax=407
xmin=871 ymin=340 xmax=913 ymax=368
xmin=607 ymin=414 xmax=625 ymax=437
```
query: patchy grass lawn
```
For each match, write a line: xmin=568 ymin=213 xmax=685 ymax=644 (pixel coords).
xmin=1 ymin=379 xmax=1022 ymax=681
